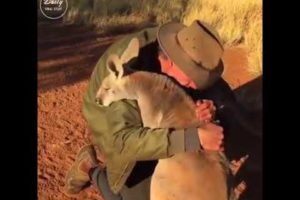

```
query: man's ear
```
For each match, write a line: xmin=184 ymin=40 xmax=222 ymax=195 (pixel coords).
xmin=106 ymin=54 xmax=124 ymax=79
xmin=120 ymin=38 xmax=139 ymax=64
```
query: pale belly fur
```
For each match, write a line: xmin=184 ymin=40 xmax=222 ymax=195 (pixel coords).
xmin=150 ymin=152 xmax=228 ymax=200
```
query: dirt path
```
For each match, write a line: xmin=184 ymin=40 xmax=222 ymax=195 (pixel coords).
xmin=38 ymin=22 xmax=126 ymax=92
xmin=38 ymin=21 xmax=117 ymax=200
xmin=38 ymin=22 xmax=260 ymax=200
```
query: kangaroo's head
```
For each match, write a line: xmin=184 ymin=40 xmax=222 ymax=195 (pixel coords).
xmin=95 ymin=38 xmax=139 ymax=106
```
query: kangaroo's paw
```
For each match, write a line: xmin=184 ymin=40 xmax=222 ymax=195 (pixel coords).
xmin=230 ymin=154 xmax=249 ymax=175
xmin=231 ymin=181 xmax=247 ymax=200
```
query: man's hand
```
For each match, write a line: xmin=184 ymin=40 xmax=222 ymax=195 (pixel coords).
xmin=196 ymin=100 xmax=216 ymax=123
xmin=197 ymin=122 xmax=224 ymax=151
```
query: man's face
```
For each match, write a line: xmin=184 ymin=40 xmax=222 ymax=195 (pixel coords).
xmin=158 ymin=52 xmax=197 ymax=89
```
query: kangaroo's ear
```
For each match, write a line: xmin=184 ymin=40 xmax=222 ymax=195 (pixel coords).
xmin=106 ymin=54 xmax=124 ymax=79
xmin=120 ymin=38 xmax=139 ymax=64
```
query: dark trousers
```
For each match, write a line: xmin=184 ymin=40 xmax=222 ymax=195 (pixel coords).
xmin=91 ymin=167 xmax=151 ymax=200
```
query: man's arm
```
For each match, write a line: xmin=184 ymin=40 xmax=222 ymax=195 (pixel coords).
xmin=83 ymin=90 xmax=223 ymax=163
xmin=83 ymin=92 xmax=202 ymax=162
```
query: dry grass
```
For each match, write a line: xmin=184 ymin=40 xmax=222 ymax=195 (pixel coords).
xmin=64 ymin=9 xmax=153 ymax=35
xmin=63 ymin=0 xmax=187 ymax=28
xmin=91 ymin=14 xmax=153 ymax=35
xmin=183 ymin=0 xmax=262 ymax=75
xmin=245 ymin=18 xmax=262 ymax=75
xmin=62 ymin=0 xmax=262 ymax=75
xmin=63 ymin=0 xmax=157 ymax=35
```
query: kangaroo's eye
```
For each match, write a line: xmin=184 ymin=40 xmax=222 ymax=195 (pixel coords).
xmin=103 ymin=88 xmax=110 ymax=91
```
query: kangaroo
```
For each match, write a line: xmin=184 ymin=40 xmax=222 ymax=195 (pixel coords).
xmin=96 ymin=38 xmax=247 ymax=200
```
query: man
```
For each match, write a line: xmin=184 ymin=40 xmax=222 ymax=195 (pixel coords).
xmin=65 ymin=20 xmax=228 ymax=199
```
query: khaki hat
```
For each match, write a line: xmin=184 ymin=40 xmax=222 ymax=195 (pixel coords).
xmin=157 ymin=20 xmax=224 ymax=90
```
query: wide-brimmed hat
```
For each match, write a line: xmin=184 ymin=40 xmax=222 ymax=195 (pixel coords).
xmin=157 ymin=20 xmax=224 ymax=89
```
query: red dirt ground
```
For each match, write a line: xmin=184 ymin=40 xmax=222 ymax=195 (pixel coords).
xmin=38 ymin=22 xmax=258 ymax=200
